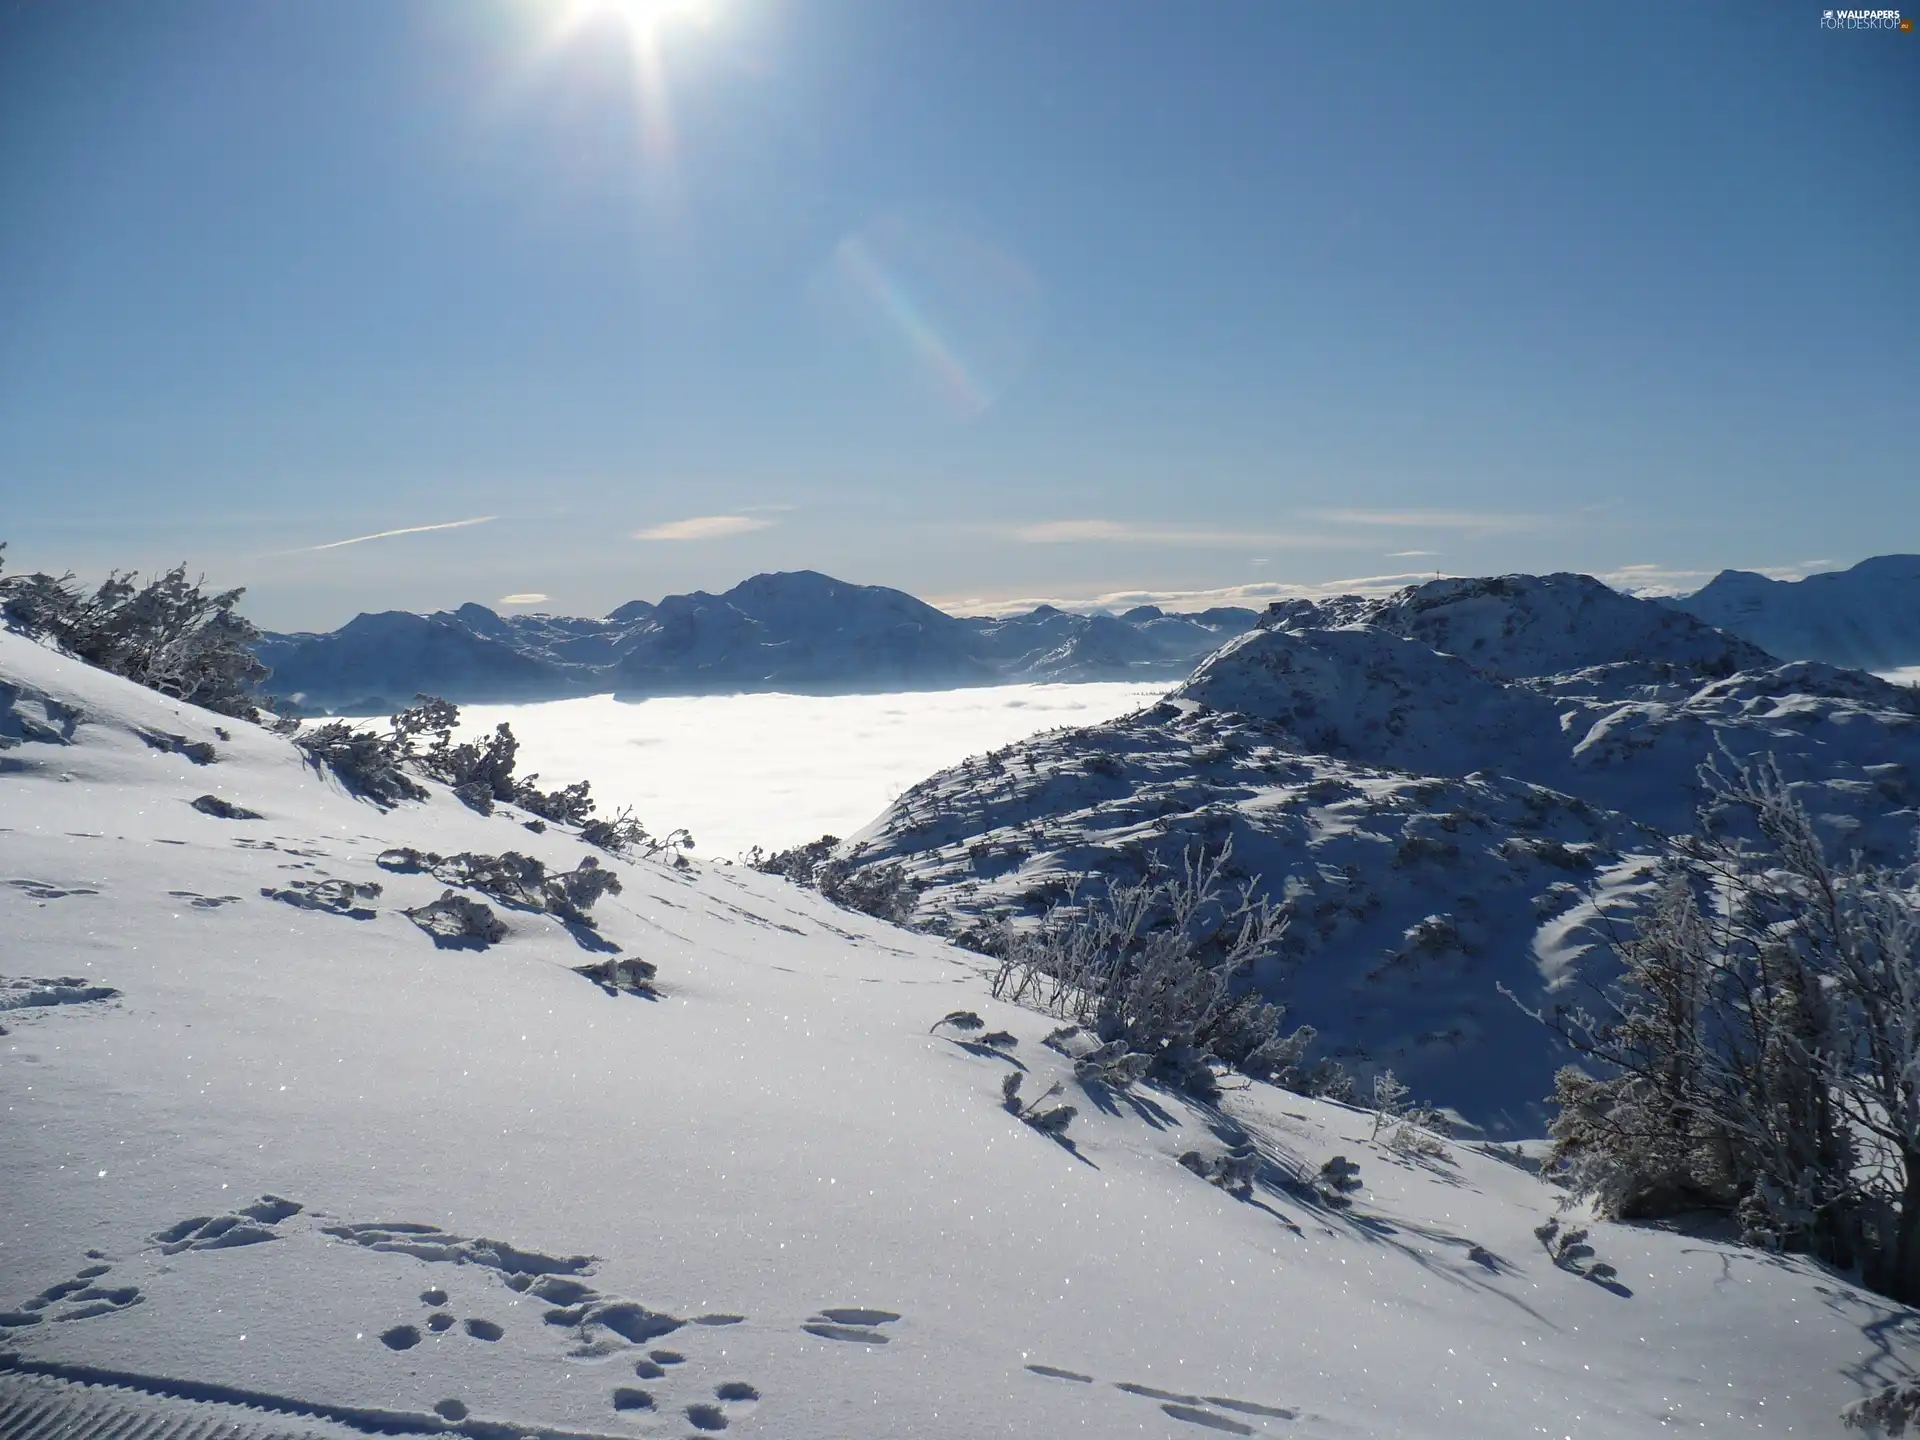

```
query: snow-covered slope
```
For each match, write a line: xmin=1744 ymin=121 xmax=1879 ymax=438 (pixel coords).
xmin=4 ymin=628 xmax=1912 ymax=1439
xmin=256 ymin=574 xmax=1257 ymax=713
xmin=1665 ymin=555 xmax=1920 ymax=672
xmin=841 ymin=574 xmax=1920 ymax=1133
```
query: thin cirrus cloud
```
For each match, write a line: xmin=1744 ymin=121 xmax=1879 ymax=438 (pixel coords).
xmin=303 ymin=515 xmax=498 ymax=552
xmin=1311 ymin=508 xmax=1541 ymax=534
xmin=1599 ymin=559 xmax=1834 ymax=597
xmin=634 ymin=515 xmax=776 ymax=542
xmin=1004 ymin=519 xmax=1349 ymax=548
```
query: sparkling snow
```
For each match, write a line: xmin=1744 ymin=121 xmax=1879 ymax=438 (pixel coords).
xmin=4 ymin=629 xmax=1917 ymax=1439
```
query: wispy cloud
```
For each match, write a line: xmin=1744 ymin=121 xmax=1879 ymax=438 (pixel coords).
xmin=1003 ymin=519 xmax=1349 ymax=548
xmin=931 ymin=572 xmax=1440 ymax=618
xmin=497 ymin=593 xmax=549 ymax=606
xmin=634 ymin=515 xmax=776 ymax=542
xmin=1313 ymin=509 xmax=1540 ymax=533
xmin=1387 ymin=549 xmax=1440 ymax=558
xmin=305 ymin=515 xmax=498 ymax=552
xmin=1600 ymin=559 xmax=1836 ymax=597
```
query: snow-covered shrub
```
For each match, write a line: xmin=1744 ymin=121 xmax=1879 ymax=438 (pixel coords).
xmin=573 ymin=956 xmax=659 ymax=997
xmin=294 ymin=722 xmax=427 ymax=806
xmin=748 ymin=834 xmax=839 ymax=885
xmin=1179 ymin=1141 xmax=1257 ymax=1196
xmin=1369 ymin=1068 xmax=1451 ymax=1157
xmin=0 ymin=546 xmax=269 ymax=720
xmin=579 ymin=806 xmax=652 ymax=856
xmin=1000 ymin=1073 xmax=1077 ymax=1137
xmin=750 ymin=835 xmax=920 ymax=925
xmin=1072 ymin=1038 xmax=1154 ymax=1089
xmin=405 ymin=891 xmax=508 ymax=946
xmin=1316 ymin=1155 xmax=1362 ymax=1207
xmin=985 ymin=839 xmax=1304 ymax=1098
xmin=1845 ymin=1382 xmax=1920 ymax=1436
xmin=1523 ymin=754 xmax=1920 ymax=1302
xmin=427 ymin=851 xmax=622 ymax=926
xmin=543 ymin=854 xmax=622 ymax=924
xmin=189 ymin=794 xmax=261 ymax=820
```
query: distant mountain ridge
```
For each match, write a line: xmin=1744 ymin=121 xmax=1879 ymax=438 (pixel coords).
xmin=1663 ymin=554 xmax=1920 ymax=672
xmin=835 ymin=571 xmax=1920 ymax=1131
xmin=254 ymin=570 xmax=1258 ymax=713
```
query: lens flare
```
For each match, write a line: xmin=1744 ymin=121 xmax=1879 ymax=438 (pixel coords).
xmin=816 ymin=210 xmax=1045 ymax=420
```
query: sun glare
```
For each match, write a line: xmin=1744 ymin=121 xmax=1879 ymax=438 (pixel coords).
xmin=522 ymin=0 xmax=720 ymax=191
xmin=549 ymin=0 xmax=713 ymax=43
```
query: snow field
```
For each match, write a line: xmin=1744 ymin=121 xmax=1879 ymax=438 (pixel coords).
xmin=2 ymin=629 xmax=1915 ymax=1438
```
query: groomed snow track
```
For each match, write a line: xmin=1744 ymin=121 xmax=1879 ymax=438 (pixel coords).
xmin=0 ymin=1359 xmax=631 ymax=1440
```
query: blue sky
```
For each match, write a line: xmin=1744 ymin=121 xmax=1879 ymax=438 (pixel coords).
xmin=2 ymin=0 xmax=1914 ymax=630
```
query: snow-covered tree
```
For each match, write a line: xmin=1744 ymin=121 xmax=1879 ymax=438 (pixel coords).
xmin=986 ymin=839 xmax=1310 ymax=1097
xmin=0 ymin=548 xmax=268 ymax=719
xmin=1534 ymin=754 xmax=1920 ymax=1301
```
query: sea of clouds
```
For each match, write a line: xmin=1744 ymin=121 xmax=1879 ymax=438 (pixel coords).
xmin=457 ymin=682 xmax=1169 ymax=860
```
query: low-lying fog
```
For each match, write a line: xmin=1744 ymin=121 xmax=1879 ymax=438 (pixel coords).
xmin=456 ymin=682 xmax=1169 ymax=860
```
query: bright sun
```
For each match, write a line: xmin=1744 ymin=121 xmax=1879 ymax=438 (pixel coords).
xmin=549 ymin=0 xmax=714 ymax=42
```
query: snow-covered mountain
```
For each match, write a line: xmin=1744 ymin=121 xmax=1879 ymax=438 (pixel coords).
xmin=1664 ymin=554 xmax=1920 ymax=672
xmin=4 ymin=623 xmax=1913 ymax=1439
xmin=255 ymin=573 xmax=1258 ymax=714
xmin=839 ymin=573 xmax=1920 ymax=1134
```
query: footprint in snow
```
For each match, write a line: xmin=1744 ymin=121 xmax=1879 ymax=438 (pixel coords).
xmin=1160 ymin=1402 xmax=1255 ymax=1434
xmin=168 ymin=890 xmax=243 ymax=908
xmin=9 ymin=1265 xmax=145 ymax=1325
xmin=802 ymin=1307 xmax=901 ymax=1345
xmin=5 ymin=879 xmax=101 ymax=901
xmin=1027 ymin=1361 xmax=1295 ymax=1433
xmin=153 ymin=1195 xmax=303 ymax=1254
xmin=1026 ymin=1365 xmax=1093 ymax=1383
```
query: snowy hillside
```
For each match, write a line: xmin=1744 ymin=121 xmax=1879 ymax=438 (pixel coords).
xmin=256 ymin=573 xmax=1258 ymax=714
xmin=1665 ymin=555 xmax=1920 ymax=673
xmin=5 ymin=626 xmax=1914 ymax=1439
xmin=840 ymin=573 xmax=1920 ymax=1133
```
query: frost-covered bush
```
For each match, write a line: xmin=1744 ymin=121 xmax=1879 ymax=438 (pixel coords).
xmin=1524 ymin=754 xmax=1920 ymax=1303
xmin=391 ymin=848 xmax=622 ymax=927
xmin=749 ymin=835 xmax=921 ymax=925
xmin=294 ymin=722 xmax=427 ymax=806
xmin=573 ymin=956 xmax=659 ymax=997
xmin=405 ymin=891 xmax=508 ymax=946
xmin=189 ymin=794 xmax=262 ymax=820
xmin=1000 ymin=1072 xmax=1076 ymax=1137
xmin=0 ymin=545 xmax=269 ymax=719
xmin=1179 ymin=1141 xmax=1257 ymax=1196
xmin=986 ymin=840 xmax=1306 ymax=1098
xmin=1845 ymin=1382 xmax=1920 ymax=1436
xmin=1316 ymin=1155 xmax=1362 ymax=1207
xmin=1369 ymin=1068 xmax=1450 ymax=1157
